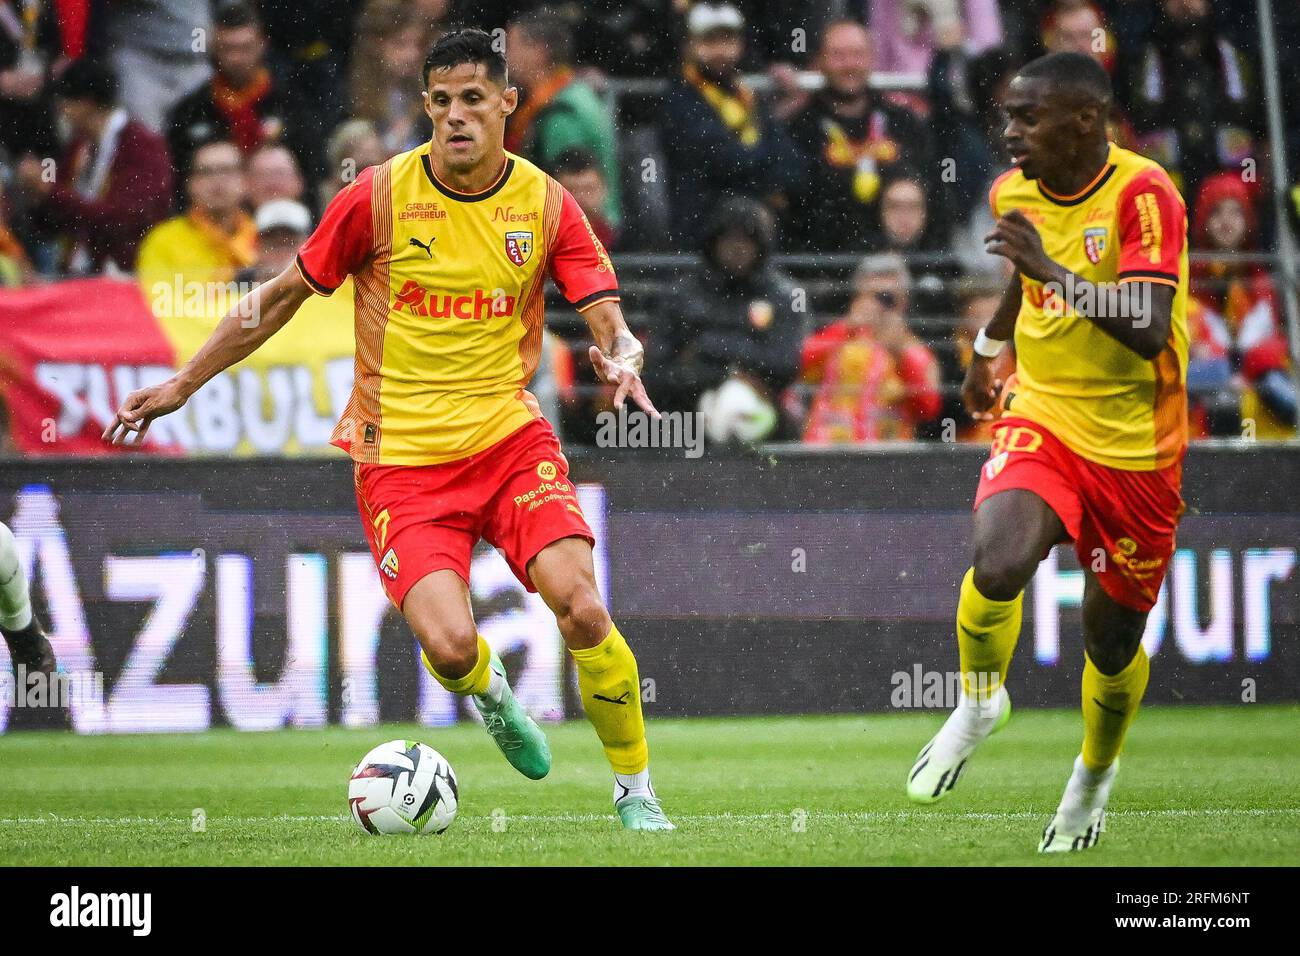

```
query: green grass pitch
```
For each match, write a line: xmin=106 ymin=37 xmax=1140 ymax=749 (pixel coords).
xmin=1 ymin=705 xmax=1297 ymax=866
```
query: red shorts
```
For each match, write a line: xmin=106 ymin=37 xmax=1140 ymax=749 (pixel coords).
xmin=353 ymin=419 xmax=594 ymax=608
xmin=973 ymin=417 xmax=1185 ymax=612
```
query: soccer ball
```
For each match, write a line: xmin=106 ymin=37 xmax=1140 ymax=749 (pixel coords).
xmin=347 ymin=740 xmax=459 ymax=835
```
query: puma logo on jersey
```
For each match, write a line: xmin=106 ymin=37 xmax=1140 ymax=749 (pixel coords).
xmin=409 ymin=236 xmax=436 ymax=258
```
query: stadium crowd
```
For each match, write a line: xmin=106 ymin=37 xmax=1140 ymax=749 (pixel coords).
xmin=0 ymin=0 xmax=1297 ymax=450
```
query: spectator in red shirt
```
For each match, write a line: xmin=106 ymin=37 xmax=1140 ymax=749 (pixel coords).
xmin=12 ymin=58 xmax=172 ymax=273
xmin=1188 ymin=171 xmax=1296 ymax=437
xmin=798 ymin=253 xmax=942 ymax=443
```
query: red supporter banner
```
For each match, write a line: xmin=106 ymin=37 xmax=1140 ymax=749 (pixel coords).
xmin=0 ymin=278 xmax=182 ymax=456
xmin=0 ymin=277 xmax=356 ymax=457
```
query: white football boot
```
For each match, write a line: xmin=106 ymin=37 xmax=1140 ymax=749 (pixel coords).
xmin=907 ymin=685 xmax=1011 ymax=804
xmin=1038 ymin=754 xmax=1118 ymax=853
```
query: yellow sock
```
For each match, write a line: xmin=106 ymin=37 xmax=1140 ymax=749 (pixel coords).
xmin=423 ymin=635 xmax=492 ymax=697
xmin=956 ymin=567 xmax=1023 ymax=701
xmin=569 ymin=624 xmax=648 ymax=774
xmin=1081 ymin=646 xmax=1149 ymax=772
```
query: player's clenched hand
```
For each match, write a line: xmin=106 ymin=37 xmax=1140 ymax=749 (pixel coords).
xmin=961 ymin=355 xmax=1003 ymax=422
xmin=984 ymin=209 xmax=1058 ymax=283
xmin=102 ymin=378 xmax=190 ymax=446
xmin=588 ymin=339 xmax=661 ymax=420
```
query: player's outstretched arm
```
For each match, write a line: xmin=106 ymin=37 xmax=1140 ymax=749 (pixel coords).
xmin=103 ymin=266 xmax=315 ymax=445
xmin=582 ymin=299 xmax=660 ymax=419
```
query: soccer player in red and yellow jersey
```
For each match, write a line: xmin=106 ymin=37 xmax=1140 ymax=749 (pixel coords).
xmin=905 ymin=52 xmax=1189 ymax=852
xmin=104 ymin=30 xmax=673 ymax=831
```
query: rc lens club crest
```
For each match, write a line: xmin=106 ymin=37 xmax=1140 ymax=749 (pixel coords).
xmin=505 ymin=231 xmax=533 ymax=266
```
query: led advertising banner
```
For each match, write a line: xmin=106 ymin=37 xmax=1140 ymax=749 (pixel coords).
xmin=0 ymin=478 xmax=606 ymax=733
xmin=1 ymin=445 xmax=1296 ymax=731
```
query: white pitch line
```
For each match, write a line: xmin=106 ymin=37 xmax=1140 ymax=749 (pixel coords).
xmin=1 ymin=808 xmax=1297 ymax=825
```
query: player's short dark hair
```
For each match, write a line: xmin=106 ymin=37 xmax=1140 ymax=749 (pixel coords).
xmin=51 ymin=58 xmax=117 ymax=107
xmin=1016 ymin=51 xmax=1112 ymax=105
xmin=214 ymin=1 xmax=261 ymax=31
xmin=511 ymin=7 xmax=576 ymax=66
xmin=423 ymin=29 xmax=508 ymax=87
xmin=550 ymin=147 xmax=602 ymax=180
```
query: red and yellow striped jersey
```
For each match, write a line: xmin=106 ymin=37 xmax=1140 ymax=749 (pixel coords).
xmin=296 ymin=146 xmax=618 ymax=465
xmin=990 ymin=142 xmax=1189 ymax=470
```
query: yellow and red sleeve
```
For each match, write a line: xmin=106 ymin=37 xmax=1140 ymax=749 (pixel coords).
xmin=296 ymin=166 xmax=377 ymax=295
xmin=1116 ymin=168 xmax=1185 ymax=287
xmin=548 ymin=186 xmax=620 ymax=312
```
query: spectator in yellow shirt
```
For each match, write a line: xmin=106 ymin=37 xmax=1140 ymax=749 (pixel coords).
xmin=137 ymin=139 xmax=257 ymax=314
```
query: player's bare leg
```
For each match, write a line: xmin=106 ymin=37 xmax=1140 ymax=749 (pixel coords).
xmin=529 ymin=536 xmax=673 ymax=831
xmin=1039 ymin=573 xmax=1149 ymax=852
xmin=403 ymin=569 xmax=551 ymax=780
xmin=908 ymin=490 xmax=1064 ymax=802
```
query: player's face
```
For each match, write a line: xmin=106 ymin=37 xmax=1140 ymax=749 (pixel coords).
xmin=1000 ymin=76 xmax=1079 ymax=181
xmin=424 ymin=63 xmax=517 ymax=173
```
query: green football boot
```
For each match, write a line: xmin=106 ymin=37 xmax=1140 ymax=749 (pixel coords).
xmin=473 ymin=651 xmax=551 ymax=780
xmin=615 ymin=792 xmax=676 ymax=831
